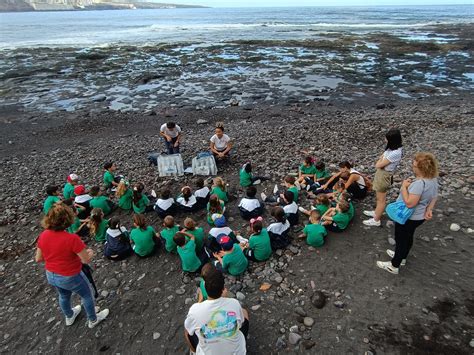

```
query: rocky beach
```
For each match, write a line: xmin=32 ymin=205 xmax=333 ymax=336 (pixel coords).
xmin=1 ymin=95 xmax=473 ymax=354
xmin=0 ymin=7 xmax=473 ymax=354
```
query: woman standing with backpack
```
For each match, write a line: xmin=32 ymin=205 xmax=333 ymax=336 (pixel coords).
xmin=363 ymin=129 xmax=403 ymax=227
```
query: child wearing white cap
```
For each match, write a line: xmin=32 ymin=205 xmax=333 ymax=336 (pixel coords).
xmin=63 ymin=174 xmax=79 ymax=201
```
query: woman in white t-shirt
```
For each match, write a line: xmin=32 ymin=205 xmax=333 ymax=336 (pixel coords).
xmin=210 ymin=122 xmax=233 ymax=160
xmin=363 ymin=129 xmax=403 ymax=227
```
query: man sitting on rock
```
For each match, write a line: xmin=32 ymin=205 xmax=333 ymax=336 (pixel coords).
xmin=184 ymin=266 xmax=249 ymax=355
xmin=160 ymin=121 xmax=182 ymax=154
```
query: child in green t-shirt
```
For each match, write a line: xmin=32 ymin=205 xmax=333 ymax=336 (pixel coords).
xmin=181 ymin=217 xmax=206 ymax=256
xmin=116 ymin=180 xmax=133 ymax=210
xmin=299 ymin=194 xmax=331 ymax=217
xmin=130 ymin=214 xmax=160 ymax=257
xmin=243 ymin=219 xmax=272 ymax=262
xmin=299 ymin=210 xmax=327 ymax=247
xmin=210 ymin=177 xmax=228 ymax=203
xmin=261 ymin=175 xmax=298 ymax=204
xmin=239 ymin=162 xmax=267 ymax=188
xmin=160 ymin=215 xmax=180 ymax=253
xmin=297 ymin=156 xmax=317 ymax=188
xmin=132 ymin=182 xmax=152 ymax=214
xmin=174 ymin=232 xmax=202 ymax=273
xmin=63 ymin=174 xmax=79 ymax=201
xmin=88 ymin=208 xmax=109 ymax=242
xmin=213 ymin=235 xmax=248 ymax=276
xmin=206 ymin=194 xmax=226 ymax=226
xmin=322 ymin=200 xmax=351 ymax=233
xmin=67 ymin=205 xmax=88 ymax=237
xmin=305 ymin=161 xmax=332 ymax=193
xmin=103 ymin=162 xmax=120 ymax=190
xmin=43 ymin=185 xmax=61 ymax=215
xmin=89 ymin=186 xmax=115 ymax=216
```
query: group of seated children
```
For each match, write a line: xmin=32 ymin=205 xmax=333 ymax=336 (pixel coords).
xmin=43 ymin=155 xmax=361 ymax=278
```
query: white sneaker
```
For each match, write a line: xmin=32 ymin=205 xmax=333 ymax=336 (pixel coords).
xmin=306 ymin=184 xmax=311 ymax=191
xmin=376 ymin=261 xmax=399 ymax=275
xmin=310 ymin=205 xmax=316 ymax=210
xmin=363 ymin=218 xmax=381 ymax=227
xmin=260 ymin=192 xmax=267 ymax=201
xmin=363 ymin=210 xmax=376 ymax=217
xmin=65 ymin=305 xmax=81 ymax=326
xmin=151 ymin=189 xmax=157 ymax=198
xmin=88 ymin=309 xmax=109 ymax=328
xmin=273 ymin=184 xmax=279 ymax=194
xmin=298 ymin=206 xmax=308 ymax=214
xmin=386 ymin=250 xmax=406 ymax=266
xmin=253 ymin=179 xmax=261 ymax=185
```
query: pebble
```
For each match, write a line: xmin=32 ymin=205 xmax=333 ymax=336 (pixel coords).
xmin=107 ymin=278 xmax=120 ymax=288
xmin=303 ymin=317 xmax=314 ymax=327
xmin=388 ymin=237 xmax=396 ymax=245
xmin=153 ymin=332 xmax=161 ymax=340
xmin=294 ymin=307 xmax=307 ymax=317
xmin=197 ymin=119 xmax=208 ymax=124
xmin=185 ymin=298 xmax=194 ymax=305
xmin=100 ymin=290 xmax=109 ymax=298
xmin=311 ymin=291 xmax=326 ymax=309
xmin=450 ymin=223 xmax=461 ymax=232
xmin=251 ymin=305 xmax=261 ymax=311
xmin=236 ymin=292 xmax=245 ymax=301
xmin=175 ymin=288 xmax=186 ymax=295
xmin=334 ymin=301 xmax=345 ymax=309
xmin=469 ymin=339 xmax=474 ymax=348
xmin=288 ymin=332 xmax=302 ymax=345
xmin=289 ymin=325 xmax=299 ymax=333
xmin=303 ymin=340 xmax=316 ymax=350
xmin=275 ymin=337 xmax=286 ymax=349
xmin=363 ymin=337 xmax=370 ymax=344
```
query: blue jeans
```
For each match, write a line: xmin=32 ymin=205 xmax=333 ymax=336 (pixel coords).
xmin=164 ymin=137 xmax=180 ymax=155
xmin=46 ymin=271 xmax=97 ymax=321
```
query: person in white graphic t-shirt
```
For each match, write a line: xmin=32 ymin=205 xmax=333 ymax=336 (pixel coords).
xmin=210 ymin=122 xmax=233 ymax=161
xmin=184 ymin=264 xmax=249 ymax=355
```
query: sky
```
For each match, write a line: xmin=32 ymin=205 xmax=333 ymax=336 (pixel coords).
xmin=168 ymin=1 xmax=473 ymax=7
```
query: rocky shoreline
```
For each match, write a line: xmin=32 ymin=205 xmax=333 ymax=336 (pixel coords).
xmin=0 ymin=97 xmax=473 ymax=353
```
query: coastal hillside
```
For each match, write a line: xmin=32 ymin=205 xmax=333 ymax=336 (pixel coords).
xmin=0 ymin=0 xmax=207 ymax=12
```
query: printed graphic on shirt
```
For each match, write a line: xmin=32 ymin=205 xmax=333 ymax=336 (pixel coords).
xmin=200 ymin=310 xmax=238 ymax=341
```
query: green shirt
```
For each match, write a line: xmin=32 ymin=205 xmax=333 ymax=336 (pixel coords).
xmin=239 ymin=168 xmax=253 ymax=187
xmin=222 ymin=246 xmax=248 ymax=276
xmin=103 ymin=170 xmax=115 ymax=188
xmin=133 ymin=194 xmax=150 ymax=214
xmin=119 ymin=189 xmax=133 ymax=210
xmin=161 ymin=225 xmax=179 ymax=253
xmin=94 ymin=219 xmax=109 ymax=242
xmin=300 ymin=164 xmax=317 ymax=176
xmin=67 ymin=217 xmax=82 ymax=234
xmin=43 ymin=196 xmax=60 ymax=214
xmin=200 ymin=278 xmax=208 ymax=300
xmin=188 ymin=227 xmax=205 ymax=253
xmin=288 ymin=186 xmax=298 ymax=201
xmin=314 ymin=204 xmax=330 ymax=216
xmin=248 ymin=228 xmax=272 ymax=261
xmin=348 ymin=202 xmax=355 ymax=221
xmin=90 ymin=196 xmax=112 ymax=215
xmin=63 ymin=183 xmax=75 ymax=200
xmin=333 ymin=211 xmax=350 ymax=230
xmin=315 ymin=168 xmax=331 ymax=180
xmin=210 ymin=186 xmax=228 ymax=203
xmin=304 ymin=223 xmax=327 ymax=247
xmin=131 ymin=226 xmax=156 ymax=256
xmin=177 ymin=239 xmax=201 ymax=272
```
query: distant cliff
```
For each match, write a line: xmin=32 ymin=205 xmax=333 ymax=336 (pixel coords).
xmin=0 ymin=0 xmax=208 ymax=12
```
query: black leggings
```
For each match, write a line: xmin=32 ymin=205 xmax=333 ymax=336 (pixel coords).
xmin=187 ymin=319 xmax=249 ymax=350
xmin=392 ymin=219 xmax=424 ymax=268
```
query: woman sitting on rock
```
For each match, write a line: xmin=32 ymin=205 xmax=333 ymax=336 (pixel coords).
xmin=321 ymin=161 xmax=369 ymax=199
xmin=377 ymin=152 xmax=439 ymax=275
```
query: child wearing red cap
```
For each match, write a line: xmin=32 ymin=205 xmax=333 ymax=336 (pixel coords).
xmin=74 ymin=185 xmax=93 ymax=219
xmin=213 ymin=235 xmax=248 ymax=276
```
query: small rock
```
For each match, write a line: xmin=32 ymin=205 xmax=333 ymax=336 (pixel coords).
xmin=100 ymin=290 xmax=109 ymax=298
xmin=251 ymin=305 xmax=261 ymax=311
xmin=311 ymin=291 xmax=326 ymax=309
xmin=388 ymin=237 xmax=396 ymax=245
xmin=289 ymin=332 xmax=302 ymax=345
xmin=289 ymin=325 xmax=299 ymax=333
xmin=376 ymin=103 xmax=386 ymax=109
xmin=196 ymin=119 xmax=208 ymax=124
xmin=303 ymin=340 xmax=316 ymax=350
xmin=259 ymin=283 xmax=272 ymax=291
xmin=363 ymin=337 xmax=370 ymax=344
xmin=450 ymin=223 xmax=461 ymax=232
xmin=275 ymin=336 xmax=286 ymax=349
xmin=334 ymin=301 xmax=345 ymax=309
xmin=303 ymin=317 xmax=314 ymax=327
xmin=236 ymin=292 xmax=245 ymax=301
xmin=185 ymin=298 xmax=194 ymax=305
xmin=176 ymin=288 xmax=186 ymax=295
xmin=107 ymin=278 xmax=119 ymax=288
xmin=153 ymin=332 xmax=161 ymax=340
xmin=294 ymin=307 xmax=306 ymax=317
xmin=469 ymin=339 xmax=474 ymax=348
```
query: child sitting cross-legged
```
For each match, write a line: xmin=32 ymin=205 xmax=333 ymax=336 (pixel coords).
xmin=63 ymin=174 xmax=79 ymax=202
xmin=154 ymin=189 xmax=177 ymax=218
xmin=242 ymin=218 xmax=272 ymax=262
xmin=181 ymin=218 xmax=206 ymax=257
xmin=321 ymin=199 xmax=351 ymax=233
xmin=43 ymin=185 xmax=61 ymax=215
xmin=88 ymin=208 xmax=109 ymax=243
xmin=299 ymin=194 xmax=331 ymax=217
xmin=160 ymin=215 xmax=180 ymax=253
xmin=261 ymin=175 xmax=299 ymax=204
xmin=116 ymin=180 xmax=133 ymax=211
xmin=206 ymin=194 xmax=226 ymax=226
xmin=89 ymin=186 xmax=115 ymax=216
xmin=210 ymin=177 xmax=228 ymax=203
xmin=130 ymin=214 xmax=161 ymax=257
xmin=193 ymin=178 xmax=210 ymax=209
xmin=299 ymin=210 xmax=327 ymax=247
xmin=212 ymin=235 xmax=248 ymax=276
xmin=282 ymin=190 xmax=299 ymax=226
xmin=176 ymin=186 xmax=198 ymax=212
xmin=207 ymin=215 xmax=237 ymax=253
xmin=132 ymin=183 xmax=153 ymax=214
xmin=104 ymin=217 xmax=133 ymax=261
xmin=238 ymin=186 xmax=264 ymax=220
xmin=267 ymin=206 xmax=291 ymax=250
xmin=74 ymin=185 xmax=93 ymax=219
xmin=239 ymin=162 xmax=268 ymax=187
xmin=174 ymin=232 xmax=202 ymax=273
xmin=197 ymin=262 xmax=217 ymax=302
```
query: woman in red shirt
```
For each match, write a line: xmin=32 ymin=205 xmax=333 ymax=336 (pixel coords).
xmin=35 ymin=203 xmax=109 ymax=328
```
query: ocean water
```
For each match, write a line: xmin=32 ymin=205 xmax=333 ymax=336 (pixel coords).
xmin=0 ymin=5 xmax=473 ymax=48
